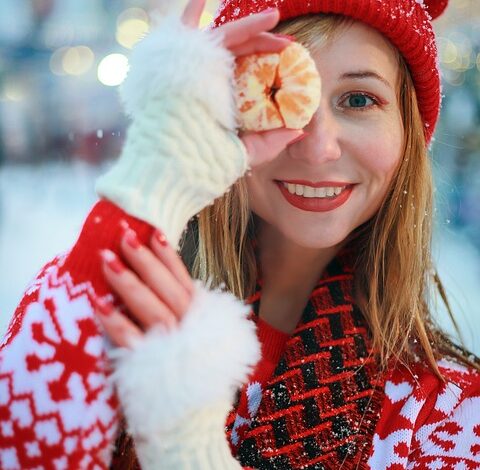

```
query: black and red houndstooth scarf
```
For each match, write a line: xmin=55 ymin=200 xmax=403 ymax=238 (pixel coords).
xmin=226 ymin=246 xmax=387 ymax=469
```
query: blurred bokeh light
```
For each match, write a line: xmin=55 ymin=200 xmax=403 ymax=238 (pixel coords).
xmin=97 ymin=53 xmax=129 ymax=86
xmin=116 ymin=7 xmax=150 ymax=49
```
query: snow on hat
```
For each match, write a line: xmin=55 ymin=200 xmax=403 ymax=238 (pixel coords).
xmin=212 ymin=0 xmax=449 ymax=143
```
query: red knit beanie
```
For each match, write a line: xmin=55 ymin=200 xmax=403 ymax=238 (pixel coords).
xmin=212 ymin=0 xmax=449 ymax=144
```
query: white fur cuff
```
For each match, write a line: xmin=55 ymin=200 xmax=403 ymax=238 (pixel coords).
xmin=120 ymin=16 xmax=238 ymax=131
xmin=109 ymin=280 xmax=260 ymax=438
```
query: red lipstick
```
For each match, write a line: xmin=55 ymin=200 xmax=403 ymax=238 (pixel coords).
xmin=275 ymin=181 xmax=355 ymax=212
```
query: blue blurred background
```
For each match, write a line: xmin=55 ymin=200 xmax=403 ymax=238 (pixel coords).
xmin=1 ymin=0 xmax=479 ymax=353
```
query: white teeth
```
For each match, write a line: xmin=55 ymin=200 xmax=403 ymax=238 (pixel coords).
xmin=295 ymin=184 xmax=304 ymax=196
xmin=303 ymin=186 xmax=315 ymax=197
xmin=282 ymin=182 xmax=347 ymax=199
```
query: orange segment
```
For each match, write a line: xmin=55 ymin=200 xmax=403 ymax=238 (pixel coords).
xmin=234 ymin=42 xmax=321 ymax=131
xmin=276 ymin=42 xmax=321 ymax=129
xmin=234 ymin=54 xmax=283 ymax=131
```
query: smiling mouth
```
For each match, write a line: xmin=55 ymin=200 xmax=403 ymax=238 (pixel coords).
xmin=274 ymin=180 xmax=355 ymax=213
xmin=274 ymin=180 xmax=354 ymax=199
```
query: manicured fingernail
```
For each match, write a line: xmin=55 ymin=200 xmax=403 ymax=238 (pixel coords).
xmin=262 ymin=7 xmax=277 ymax=14
xmin=153 ymin=230 xmax=168 ymax=247
xmin=288 ymin=131 xmax=308 ymax=145
xmin=100 ymin=249 xmax=125 ymax=274
xmin=124 ymin=229 xmax=141 ymax=250
xmin=119 ymin=219 xmax=129 ymax=231
xmin=276 ymin=33 xmax=296 ymax=41
xmin=93 ymin=296 xmax=115 ymax=317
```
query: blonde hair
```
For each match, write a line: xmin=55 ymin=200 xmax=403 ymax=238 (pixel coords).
xmin=180 ymin=14 xmax=479 ymax=376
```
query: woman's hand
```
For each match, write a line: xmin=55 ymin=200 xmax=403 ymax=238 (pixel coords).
xmin=95 ymin=0 xmax=303 ymax=249
xmin=183 ymin=0 xmax=306 ymax=168
xmin=94 ymin=226 xmax=194 ymax=347
xmin=92 ymin=225 xmax=259 ymax=470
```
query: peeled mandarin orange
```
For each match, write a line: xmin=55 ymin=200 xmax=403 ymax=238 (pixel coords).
xmin=234 ymin=42 xmax=321 ymax=131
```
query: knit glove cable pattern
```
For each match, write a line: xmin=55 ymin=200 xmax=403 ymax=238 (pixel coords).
xmin=95 ymin=14 xmax=249 ymax=249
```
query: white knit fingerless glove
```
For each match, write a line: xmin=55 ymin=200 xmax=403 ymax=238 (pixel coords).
xmin=96 ymin=15 xmax=249 ymax=249
xmin=109 ymin=280 xmax=260 ymax=469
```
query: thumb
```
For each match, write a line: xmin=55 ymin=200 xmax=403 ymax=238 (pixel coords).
xmin=240 ymin=128 xmax=306 ymax=167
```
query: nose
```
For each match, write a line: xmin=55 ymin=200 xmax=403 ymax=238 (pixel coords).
xmin=288 ymin=100 xmax=342 ymax=164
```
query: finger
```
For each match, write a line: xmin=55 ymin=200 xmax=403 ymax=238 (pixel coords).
xmin=93 ymin=296 xmax=143 ymax=349
xmin=216 ymin=8 xmax=281 ymax=49
xmin=150 ymin=229 xmax=195 ymax=298
xmin=230 ymin=32 xmax=292 ymax=57
xmin=120 ymin=228 xmax=193 ymax=318
xmin=241 ymin=128 xmax=306 ymax=167
xmin=181 ymin=0 xmax=207 ymax=28
xmin=100 ymin=249 xmax=177 ymax=330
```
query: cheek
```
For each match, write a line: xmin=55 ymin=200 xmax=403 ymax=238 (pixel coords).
xmin=355 ymin=118 xmax=403 ymax=186
xmin=245 ymin=170 xmax=284 ymax=227
xmin=351 ymin=122 xmax=403 ymax=220
xmin=245 ymin=172 xmax=267 ymax=213
xmin=362 ymin=143 xmax=400 ymax=182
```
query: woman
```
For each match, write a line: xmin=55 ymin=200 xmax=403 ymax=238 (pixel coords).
xmin=1 ymin=0 xmax=479 ymax=469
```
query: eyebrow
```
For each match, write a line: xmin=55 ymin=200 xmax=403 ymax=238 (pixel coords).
xmin=339 ymin=71 xmax=393 ymax=90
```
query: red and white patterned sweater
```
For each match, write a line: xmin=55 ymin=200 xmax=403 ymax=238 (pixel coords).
xmin=1 ymin=200 xmax=479 ymax=469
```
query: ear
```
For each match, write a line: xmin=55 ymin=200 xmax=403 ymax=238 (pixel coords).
xmin=424 ymin=0 xmax=449 ymax=19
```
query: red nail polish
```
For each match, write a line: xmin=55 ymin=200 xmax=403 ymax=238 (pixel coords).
xmin=124 ymin=229 xmax=141 ymax=250
xmin=119 ymin=219 xmax=130 ymax=231
xmin=93 ymin=296 xmax=115 ymax=316
xmin=275 ymin=33 xmax=296 ymax=41
xmin=101 ymin=249 xmax=125 ymax=274
xmin=154 ymin=230 xmax=168 ymax=247
xmin=262 ymin=7 xmax=277 ymax=14
xmin=288 ymin=131 xmax=308 ymax=146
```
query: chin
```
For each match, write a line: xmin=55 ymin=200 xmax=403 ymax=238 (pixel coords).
xmin=281 ymin=225 xmax=350 ymax=250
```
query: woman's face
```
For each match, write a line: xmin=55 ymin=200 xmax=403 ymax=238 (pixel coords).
xmin=246 ymin=20 xmax=404 ymax=249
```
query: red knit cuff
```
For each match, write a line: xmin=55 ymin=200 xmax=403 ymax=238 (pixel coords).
xmin=58 ymin=199 xmax=156 ymax=297
xmin=255 ymin=316 xmax=290 ymax=363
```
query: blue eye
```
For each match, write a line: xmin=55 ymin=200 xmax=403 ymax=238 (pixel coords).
xmin=342 ymin=93 xmax=377 ymax=110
